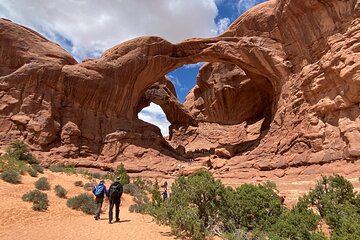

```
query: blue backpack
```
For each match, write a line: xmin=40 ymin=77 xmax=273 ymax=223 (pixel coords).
xmin=94 ymin=184 xmax=104 ymax=197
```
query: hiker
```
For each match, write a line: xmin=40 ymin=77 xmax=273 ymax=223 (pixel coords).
xmin=92 ymin=179 xmax=107 ymax=220
xmin=107 ymin=177 xmax=123 ymax=224
xmin=162 ymin=188 xmax=168 ymax=201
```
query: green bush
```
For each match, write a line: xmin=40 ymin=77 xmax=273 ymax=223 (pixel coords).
xmin=91 ymin=172 xmax=103 ymax=179
xmin=22 ymin=189 xmax=49 ymax=211
xmin=67 ymin=193 xmax=96 ymax=214
xmin=63 ymin=165 xmax=76 ymax=175
xmin=27 ymin=168 xmax=38 ymax=177
xmin=54 ymin=185 xmax=68 ymax=198
xmin=150 ymin=179 xmax=162 ymax=208
xmin=129 ymin=172 xmax=360 ymax=240
xmin=133 ymin=177 xmax=152 ymax=191
xmin=83 ymin=181 xmax=96 ymax=191
xmin=302 ymin=175 xmax=360 ymax=239
xmin=221 ymin=182 xmax=283 ymax=232
xmin=0 ymin=155 xmax=28 ymax=174
xmin=124 ymin=183 xmax=141 ymax=196
xmin=104 ymin=163 xmax=130 ymax=185
xmin=129 ymin=193 xmax=150 ymax=213
xmin=35 ymin=177 xmax=50 ymax=190
xmin=49 ymin=164 xmax=66 ymax=172
xmin=6 ymin=140 xmax=38 ymax=164
xmin=149 ymin=171 xmax=226 ymax=239
xmin=0 ymin=169 xmax=22 ymax=184
xmin=268 ymin=206 xmax=322 ymax=239
xmin=74 ymin=180 xmax=83 ymax=187
xmin=31 ymin=164 xmax=44 ymax=174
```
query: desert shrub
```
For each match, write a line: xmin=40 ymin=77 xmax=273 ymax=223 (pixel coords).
xmin=54 ymin=185 xmax=68 ymax=198
xmin=63 ymin=165 xmax=76 ymax=175
xmin=0 ymin=169 xmax=22 ymax=184
xmin=268 ymin=206 xmax=322 ymax=240
xmin=67 ymin=193 xmax=96 ymax=214
xmin=0 ymin=155 xmax=28 ymax=174
xmin=31 ymin=164 xmax=44 ymax=174
xmin=27 ymin=167 xmax=38 ymax=177
xmin=302 ymin=175 xmax=360 ymax=239
xmin=83 ymin=181 xmax=96 ymax=191
xmin=74 ymin=180 xmax=83 ymax=187
xmin=133 ymin=177 xmax=152 ymax=191
xmin=48 ymin=164 xmax=65 ymax=172
xmin=22 ymin=189 xmax=49 ymax=211
xmin=104 ymin=163 xmax=130 ymax=185
xmin=91 ymin=172 xmax=103 ymax=179
xmin=123 ymin=183 xmax=141 ymax=196
xmin=149 ymin=171 xmax=226 ymax=240
xmin=150 ymin=179 xmax=162 ymax=208
xmin=6 ymin=140 xmax=38 ymax=164
xmin=35 ymin=177 xmax=50 ymax=190
xmin=129 ymin=192 xmax=150 ymax=213
xmin=220 ymin=182 xmax=283 ymax=233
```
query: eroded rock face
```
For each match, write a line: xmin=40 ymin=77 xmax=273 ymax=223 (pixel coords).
xmin=184 ymin=62 xmax=274 ymax=125
xmin=0 ymin=0 xmax=359 ymax=197
xmin=136 ymin=76 xmax=197 ymax=126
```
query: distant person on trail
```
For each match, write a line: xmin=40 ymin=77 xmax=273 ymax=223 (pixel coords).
xmin=92 ymin=179 xmax=107 ymax=220
xmin=107 ymin=177 xmax=123 ymax=224
xmin=162 ymin=189 xmax=168 ymax=201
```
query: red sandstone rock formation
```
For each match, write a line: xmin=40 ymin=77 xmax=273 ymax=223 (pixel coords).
xmin=0 ymin=0 xmax=359 ymax=190
xmin=136 ymin=76 xmax=197 ymax=126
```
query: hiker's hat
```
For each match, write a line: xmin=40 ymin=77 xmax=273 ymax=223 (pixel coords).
xmin=100 ymin=179 xmax=105 ymax=183
xmin=115 ymin=177 xmax=120 ymax=182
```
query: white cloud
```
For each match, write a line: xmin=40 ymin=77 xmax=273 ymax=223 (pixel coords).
xmin=237 ymin=0 xmax=265 ymax=14
xmin=183 ymin=62 xmax=205 ymax=69
xmin=167 ymin=74 xmax=181 ymax=88
xmin=138 ymin=103 xmax=170 ymax=136
xmin=216 ymin=17 xmax=230 ymax=34
xmin=0 ymin=0 xmax=221 ymax=60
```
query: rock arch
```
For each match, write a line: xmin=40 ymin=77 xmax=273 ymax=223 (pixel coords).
xmin=62 ymin=35 xmax=290 ymax=122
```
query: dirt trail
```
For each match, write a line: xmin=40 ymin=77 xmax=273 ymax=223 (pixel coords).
xmin=0 ymin=171 xmax=174 ymax=240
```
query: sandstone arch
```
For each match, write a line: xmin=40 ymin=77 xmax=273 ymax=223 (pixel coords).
xmin=0 ymin=0 xmax=359 ymax=185
xmin=62 ymin=35 xmax=289 ymax=123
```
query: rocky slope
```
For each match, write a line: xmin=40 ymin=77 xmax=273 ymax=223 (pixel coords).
xmin=0 ymin=0 xmax=359 ymax=187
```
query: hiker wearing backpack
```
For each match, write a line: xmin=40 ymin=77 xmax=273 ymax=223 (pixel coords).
xmin=107 ymin=177 xmax=123 ymax=224
xmin=92 ymin=179 xmax=107 ymax=220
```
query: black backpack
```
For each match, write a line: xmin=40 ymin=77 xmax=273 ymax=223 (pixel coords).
xmin=109 ymin=183 xmax=123 ymax=199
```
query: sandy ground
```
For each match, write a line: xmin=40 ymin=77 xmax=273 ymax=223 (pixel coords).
xmin=0 ymin=171 xmax=174 ymax=240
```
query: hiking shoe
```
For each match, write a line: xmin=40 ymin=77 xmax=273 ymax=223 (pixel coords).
xmin=115 ymin=219 xmax=120 ymax=222
xmin=108 ymin=221 xmax=112 ymax=224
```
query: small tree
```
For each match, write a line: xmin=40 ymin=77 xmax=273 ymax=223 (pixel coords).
xmin=221 ymin=182 xmax=283 ymax=232
xmin=150 ymin=170 xmax=225 ymax=240
xmin=304 ymin=175 xmax=360 ymax=239
xmin=115 ymin=163 xmax=130 ymax=185
xmin=151 ymin=179 xmax=162 ymax=207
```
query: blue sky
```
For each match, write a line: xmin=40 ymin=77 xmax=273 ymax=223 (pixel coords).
xmin=0 ymin=0 xmax=266 ymax=135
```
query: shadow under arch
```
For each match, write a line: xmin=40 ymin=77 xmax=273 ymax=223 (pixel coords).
xmin=135 ymin=60 xmax=279 ymax=159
